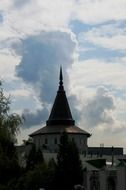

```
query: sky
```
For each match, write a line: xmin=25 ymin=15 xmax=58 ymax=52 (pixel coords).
xmin=1 ymin=0 xmax=126 ymax=151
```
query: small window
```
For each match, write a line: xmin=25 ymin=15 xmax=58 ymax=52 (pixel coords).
xmin=45 ymin=138 xmax=48 ymax=144
xmin=54 ymin=138 xmax=57 ymax=144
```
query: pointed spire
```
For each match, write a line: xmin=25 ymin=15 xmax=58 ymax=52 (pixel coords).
xmin=60 ymin=66 xmax=63 ymax=81
xmin=59 ymin=66 xmax=64 ymax=91
xmin=46 ymin=67 xmax=75 ymax=126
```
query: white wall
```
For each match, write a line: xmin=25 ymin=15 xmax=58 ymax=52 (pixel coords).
xmin=33 ymin=133 xmax=88 ymax=153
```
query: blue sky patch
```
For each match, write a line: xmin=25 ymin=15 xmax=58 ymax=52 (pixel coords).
xmin=70 ymin=20 xmax=93 ymax=34
xmin=78 ymin=41 xmax=125 ymax=61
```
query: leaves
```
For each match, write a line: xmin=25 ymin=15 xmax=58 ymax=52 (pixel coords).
xmin=26 ymin=144 xmax=44 ymax=170
xmin=55 ymin=132 xmax=83 ymax=190
xmin=0 ymin=81 xmax=23 ymax=142
xmin=0 ymin=81 xmax=22 ymax=186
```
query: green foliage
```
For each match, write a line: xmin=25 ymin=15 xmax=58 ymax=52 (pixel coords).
xmin=0 ymin=82 xmax=84 ymax=189
xmin=16 ymin=159 xmax=56 ymax=190
xmin=54 ymin=132 xmax=83 ymax=190
xmin=0 ymin=82 xmax=23 ymax=143
xmin=26 ymin=144 xmax=44 ymax=170
xmin=0 ymin=82 xmax=22 ymax=187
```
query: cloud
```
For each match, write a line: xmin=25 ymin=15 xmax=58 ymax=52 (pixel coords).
xmin=0 ymin=1 xmax=12 ymax=10
xmin=22 ymin=108 xmax=48 ymax=128
xmin=74 ymin=0 xmax=126 ymax=24
xmin=69 ymin=58 xmax=126 ymax=92
xmin=0 ymin=11 xmax=4 ymax=23
xmin=15 ymin=30 xmax=77 ymax=127
xmin=80 ymin=86 xmax=115 ymax=128
xmin=9 ymin=88 xmax=31 ymax=98
xmin=1 ymin=0 xmax=126 ymax=44
xmin=17 ymin=124 xmax=41 ymax=144
xmin=13 ymin=0 xmax=30 ymax=9
xmin=88 ymin=121 xmax=126 ymax=148
xmin=0 ymin=0 xmax=74 ymax=40
xmin=68 ymin=59 xmax=126 ymax=133
xmin=16 ymin=31 xmax=77 ymax=101
xmin=68 ymin=94 xmax=82 ymax=123
xmin=80 ymin=22 xmax=126 ymax=51
xmin=0 ymin=52 xmax=20 ymax=80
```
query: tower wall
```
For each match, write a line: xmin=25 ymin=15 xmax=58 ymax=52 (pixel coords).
xmin=33 ymin=133 xmax=88 ymax=153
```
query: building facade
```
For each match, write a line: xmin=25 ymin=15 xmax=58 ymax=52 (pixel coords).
xmin=84 ymin=161 xmax=126 ymax=190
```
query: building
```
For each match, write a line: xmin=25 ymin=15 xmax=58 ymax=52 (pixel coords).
xmin=30 ymin=68 xmax=91 ymax=153
xmin=17 ymin=68 xmax=126 ymax=190
xmin=82 ymin=157 xmax=126 ymax=190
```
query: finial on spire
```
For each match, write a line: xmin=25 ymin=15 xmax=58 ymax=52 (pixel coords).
xmin=60 ymin=66 xmax=63 ymax=81
xmin=59 ymin=66 xmax=64 ymax=90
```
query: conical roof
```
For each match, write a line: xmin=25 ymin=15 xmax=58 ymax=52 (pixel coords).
xmin=30 ymin=68 xmax=91 ymax=138
xmin=46 ymin=67 xmax=75 ymax=126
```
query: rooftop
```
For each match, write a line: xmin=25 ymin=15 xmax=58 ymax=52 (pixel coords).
xmin=30 ymin=68 xmax=90 ymax=137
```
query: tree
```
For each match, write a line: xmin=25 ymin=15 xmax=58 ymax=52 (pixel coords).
xmin=0 ymin=82 xmax=22 ymax=143
xmin=26 ymin=144 xmax=44 ymax=170
xmin=54 ymin=132 xmax=83 ymax=190
xmin=0 ymin=82 xmax=23 ymax=187
xmin=16 ymin=159 xmax=56 ymax=190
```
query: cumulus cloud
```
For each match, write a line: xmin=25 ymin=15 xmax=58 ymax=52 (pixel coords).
xmin=68 ymin=94 xmax=82 ymax=122
xmin=15 ymin=31 xmax=77 ymax=127
xmin=16 ymin=31 xmax=77 ymax=101
xmin=68 ymin=58 xmax=126 ymax=138
xmin=22 ymin=108 xmax=48 ymax=128
xmin=80 ymin=86 xmax=115 ymax=128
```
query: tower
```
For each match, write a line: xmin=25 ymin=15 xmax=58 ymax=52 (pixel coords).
xmin=30 ymin=68 xmax=91 ymax=153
